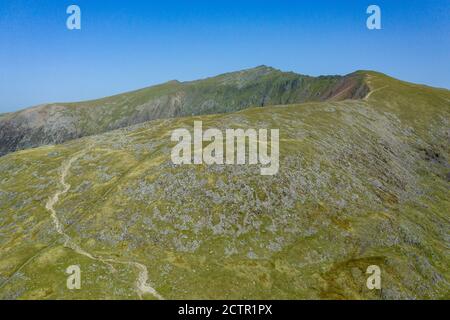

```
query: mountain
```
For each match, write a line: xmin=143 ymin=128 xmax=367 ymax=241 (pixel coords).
xmin=0 ymin=66 xmax=368 ymax=156
xmin=0 ymin=70 xmax=449 ymax=299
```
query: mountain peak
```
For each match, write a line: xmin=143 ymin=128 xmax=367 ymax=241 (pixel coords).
xmin=241 ymin=65 xmax=280 ymax=74
xmin=252 ymin=64 xmax=276 ymax=71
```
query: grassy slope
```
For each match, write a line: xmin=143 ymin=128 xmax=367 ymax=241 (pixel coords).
xmin=0 ymin=72 xmax=449 ymax=299
xmin=0 ymin=66 xmax=368 ymax=156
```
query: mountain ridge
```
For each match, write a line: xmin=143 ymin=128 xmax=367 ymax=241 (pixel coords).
xmin=0 ymin=66 xmax=370 ymax=156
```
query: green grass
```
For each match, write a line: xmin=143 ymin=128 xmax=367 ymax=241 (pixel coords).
xmin=0 ymin=71 xmax=449 ymax=299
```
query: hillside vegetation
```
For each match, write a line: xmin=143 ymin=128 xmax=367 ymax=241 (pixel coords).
xmin=0 ymin=70 xmax=449 ymax=299
xmin=0 ymin=66 xmax=368 ymax=156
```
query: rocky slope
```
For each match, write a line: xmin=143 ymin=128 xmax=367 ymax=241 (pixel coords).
xmin=0 ymin=66 xmax=368 ymax=156
xmin=0 ymin=71 xmax=448 ymax=299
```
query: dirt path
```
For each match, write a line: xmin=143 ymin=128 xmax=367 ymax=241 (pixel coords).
xmin=45 ymin=147 xmax=164 ymax=300
xmin=365 ymin=85 xmax=388 ymax=100
xmin=364 ymin=75 xmax=388 ymax=101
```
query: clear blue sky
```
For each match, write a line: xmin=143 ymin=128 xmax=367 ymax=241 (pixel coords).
xmin=0 ymin=0 xmax=449 ymax=112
